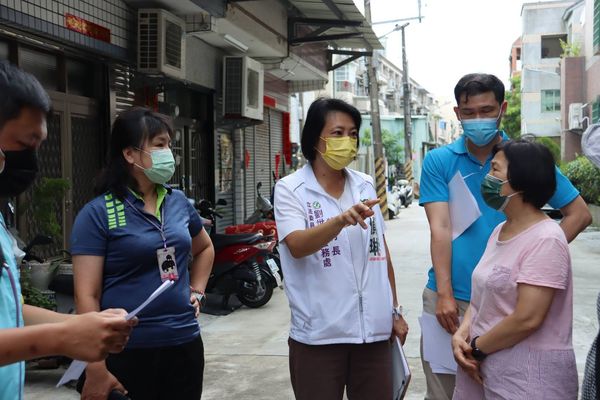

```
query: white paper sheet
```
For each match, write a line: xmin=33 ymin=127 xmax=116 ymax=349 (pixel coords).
xmin=391 ymin=337 xmax=411 ymax=400
xmin=430 ymin=362 xmax=457 ymax=375
xmin=448 ymin=171 xmax=481 ymax=240
xmin=419 ymin=312 xmax=460 ymax=375
xmin=57 ymin=280 xmax=175 ymax=387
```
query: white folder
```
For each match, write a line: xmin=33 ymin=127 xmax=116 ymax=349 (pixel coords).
xmin=392 ymin=337 xmax=411 ymax=400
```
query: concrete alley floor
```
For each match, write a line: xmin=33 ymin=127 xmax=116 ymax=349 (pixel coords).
xmin=25 ymin=203 xmax=600 ymax=399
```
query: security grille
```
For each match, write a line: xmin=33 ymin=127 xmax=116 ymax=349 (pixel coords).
xmin=71 ymin=115 xmax=102 ymax=217
xmin=23 ymin=112 xmax=63 ymax=257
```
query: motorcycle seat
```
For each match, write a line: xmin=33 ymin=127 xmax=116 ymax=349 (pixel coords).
xmin=211 ymin=233 xmax=263 ymax=250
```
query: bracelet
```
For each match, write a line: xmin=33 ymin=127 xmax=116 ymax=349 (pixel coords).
xmin=190 ymin=286 xmax=205 ymax=295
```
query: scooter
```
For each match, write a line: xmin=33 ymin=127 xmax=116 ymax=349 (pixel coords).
xmin=244 ymin=182 xmax=274 ymax=224
xmin=387 ymin=186 xmax=402 ymax=219
xmin=225 ymin=181 xmax=278 ymax=240
xmin=397 ymin=179 xmax=414 ymax=208
xmin=223 ymin=182 xmax=282 ymax=279
xmin=197 ymin=199 xmax=282 ymax=309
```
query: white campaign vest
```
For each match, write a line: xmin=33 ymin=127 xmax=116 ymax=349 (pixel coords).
xmin=277 ymin=165 xmax=393 ymax=345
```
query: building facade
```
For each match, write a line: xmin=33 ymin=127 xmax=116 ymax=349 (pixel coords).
xmin=558 ymin=0 xmax=599 ymax=161
xmin=0 ymin=0 xmax=381 ymax=245
xmin=521 ymin=1 xmax=576 ymax=140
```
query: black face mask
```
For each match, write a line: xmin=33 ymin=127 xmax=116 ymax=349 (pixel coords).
xmin=0 ymin=149 xmax=39 ymax=197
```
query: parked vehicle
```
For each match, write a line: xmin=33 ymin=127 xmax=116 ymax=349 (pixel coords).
xmin=196 ymin=199 xmax=282 ymax=308
xmin=397 ymin=179 xmax=414 ymax=208
xmin=224 ymin=181 xmax=282 ymax=280
xmin=387 ymin=186 xmax=402 ymax=219
xmin=244 ymin=182 xmax=274 ymax=224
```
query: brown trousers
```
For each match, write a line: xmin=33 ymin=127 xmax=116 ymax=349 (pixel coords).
xmin=288 ymin=337 xmax=392 ymax=400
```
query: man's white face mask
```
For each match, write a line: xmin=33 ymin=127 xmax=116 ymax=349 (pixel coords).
xmin=582 ymin=123 xmax=600 ymax=169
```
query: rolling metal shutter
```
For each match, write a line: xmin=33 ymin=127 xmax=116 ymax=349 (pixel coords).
xmin=254 ymin=108 xmax=271 ymax=210
xmin=269 ymin=109 xmax=283 ymax=194
xmin=244 ymin=125 xmax=256 ymax=218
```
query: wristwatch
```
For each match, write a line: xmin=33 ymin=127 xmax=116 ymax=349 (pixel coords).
xmin=190 ymin=287 xmax=207 ymax=308
xmin=392 ymin=305 xmax=403 ymax=320
xmin=470 ymin=336 xmax=488 ymax=361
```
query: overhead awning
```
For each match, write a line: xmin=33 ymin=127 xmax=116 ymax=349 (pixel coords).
xmin=287 ymin=0 xmax=383 ymax=51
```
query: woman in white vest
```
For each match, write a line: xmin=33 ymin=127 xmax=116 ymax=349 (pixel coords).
xmin=275 ymin=98 xmax=408 ymax=400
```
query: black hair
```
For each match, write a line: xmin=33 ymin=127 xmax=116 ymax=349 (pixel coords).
xmin=94 ymin=107 xmax=173 ymax=199
xmin=492 ymin=139 xmax=556 ymax=209
xmin=301 ymin=98 xmax=361 ymax=161
xmin=454 ymin=73 xmax=505 ymax=105
xmin=0 ymin=61 xmax=51 ymax=129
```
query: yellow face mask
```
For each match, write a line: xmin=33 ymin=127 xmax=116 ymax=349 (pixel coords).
xmin=316 ymin=136 xmax=358 ymax=170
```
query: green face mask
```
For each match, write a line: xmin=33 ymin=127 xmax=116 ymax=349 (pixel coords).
xmin=480 ymin=174 xmax=519 ymax=211
xmin=135 ymin=148 xmax=175 ymax=184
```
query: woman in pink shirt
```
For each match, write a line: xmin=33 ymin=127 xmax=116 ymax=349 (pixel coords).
xmin=452 ymin=140 xmax=578 ymax=399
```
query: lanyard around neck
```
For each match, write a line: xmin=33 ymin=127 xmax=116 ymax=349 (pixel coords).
xmin=125 ymin=198 xmax=168 ymax=249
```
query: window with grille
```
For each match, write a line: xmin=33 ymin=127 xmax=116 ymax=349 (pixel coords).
xmin=334 ymin=65 xmax=349 ymax=81
xmin=541 ymin=90 xmax=561 ymax=112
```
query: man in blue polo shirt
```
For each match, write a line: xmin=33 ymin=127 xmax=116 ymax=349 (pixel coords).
xmin=419 ymin=73 xmax=592 ymax=400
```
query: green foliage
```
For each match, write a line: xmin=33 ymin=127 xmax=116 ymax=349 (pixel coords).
xmin=29 ymin=178 xmax=70 ymax=239
xmin=361 ymin=128 xmax=372 ymax=147
xmin=501 ymin=76 xmax=521 ymax=139
xmin=381 ymin=129 xmax=404 ymax=166
xmin=535 ymin=137 xmax=561 ymax=165
xmin=20 ymin=266 xmax=57 ymax=310
xmin=561 ymin=156 xmax=600 ymax=205
xmin=559 ymin=39 xmax=582 ymax=57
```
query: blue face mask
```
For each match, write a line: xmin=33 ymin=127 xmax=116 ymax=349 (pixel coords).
xmin=460 ymin=111 xmax=502 ymax=147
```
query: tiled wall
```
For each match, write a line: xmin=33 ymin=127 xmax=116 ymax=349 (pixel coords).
xmin=0 ymin=0 xmax=135 ymax=58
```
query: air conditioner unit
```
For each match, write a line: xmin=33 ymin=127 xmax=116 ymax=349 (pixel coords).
xmin=223 ymin=56 xmax=264 ymax=121
xmin=138 ymin=9 xmax=185 ymax=79
xmin=568 ymin=103 xmax=583 ymax=131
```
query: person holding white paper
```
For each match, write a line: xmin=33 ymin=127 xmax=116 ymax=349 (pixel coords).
xmin=71 ymin=108 xmax=214 ymax=400
xmin=0 ymin=61 xmax=135 ymax=400
xmin=452 ymin=140 xmax=578 ymax=399
xmin=419 ymin=73 xmax=590 ymax=400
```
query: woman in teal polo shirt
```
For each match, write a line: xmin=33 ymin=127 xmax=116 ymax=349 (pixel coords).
xmin=71 ymin=108 xmax=214 ymax=399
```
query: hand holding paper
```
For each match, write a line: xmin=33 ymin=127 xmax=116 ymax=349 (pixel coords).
xmin=419 ymin=312 xmax=462 ymax=374
xmin=57 ymin=280 xmax=175 ymax=387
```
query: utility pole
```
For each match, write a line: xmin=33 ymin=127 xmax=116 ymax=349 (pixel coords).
xmin=400 ymin=23 xmax=413 ymax=185
xmin=364 ymin=0 xmax=388 ymax=219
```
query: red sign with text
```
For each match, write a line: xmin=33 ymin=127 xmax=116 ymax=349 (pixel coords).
xmin=65 ymin=14 xmax=111 ymax=43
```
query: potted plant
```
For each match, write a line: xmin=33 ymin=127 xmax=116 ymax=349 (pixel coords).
xmin=19 ymin=177 xmax=70 ymax=307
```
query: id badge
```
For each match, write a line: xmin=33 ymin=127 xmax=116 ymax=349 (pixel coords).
xmin=157 ymin=247 xmax=178 ymax=281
